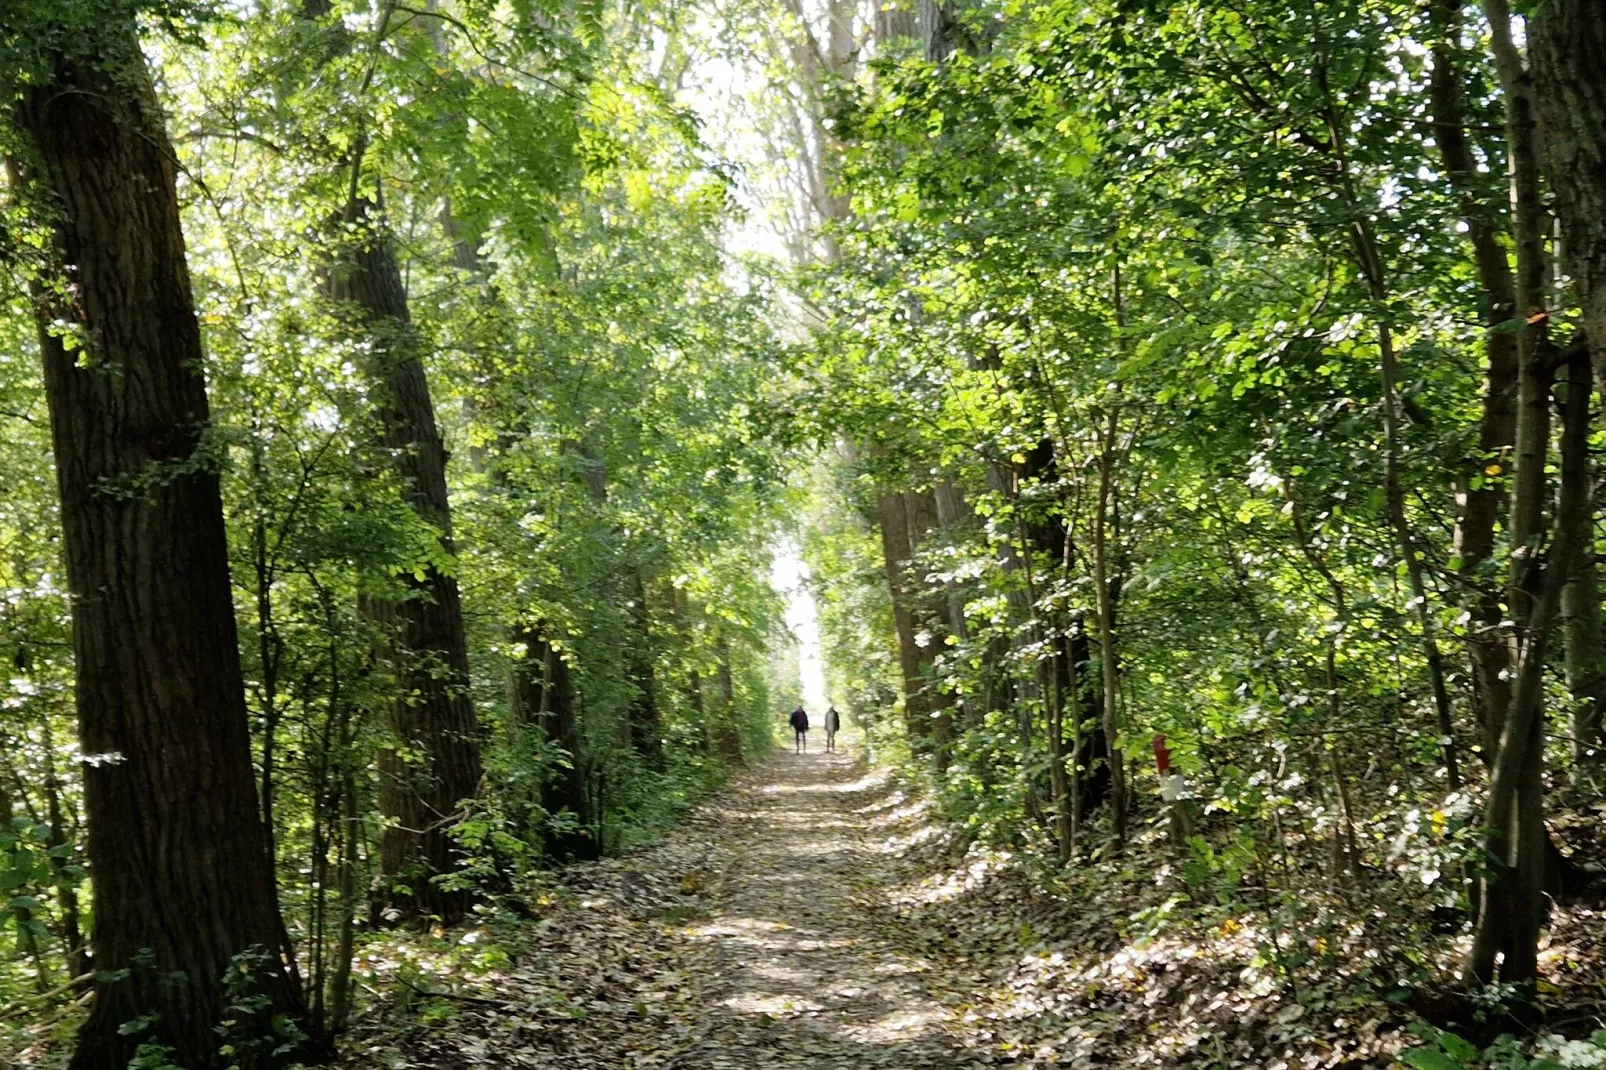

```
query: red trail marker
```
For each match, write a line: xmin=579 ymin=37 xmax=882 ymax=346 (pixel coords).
xmin=1152 ymin=733 xmax=1172 ymax=775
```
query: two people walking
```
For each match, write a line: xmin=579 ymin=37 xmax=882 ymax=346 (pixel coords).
xmin=788 ymin=704 xmax=841 ymax=753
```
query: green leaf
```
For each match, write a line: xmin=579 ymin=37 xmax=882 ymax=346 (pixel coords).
xmin=1400 ymin=1049 xmax=1466 ymax=1070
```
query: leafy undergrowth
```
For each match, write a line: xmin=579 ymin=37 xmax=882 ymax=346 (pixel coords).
xmin=870 ymin=797 xmax=1606 ymax=1068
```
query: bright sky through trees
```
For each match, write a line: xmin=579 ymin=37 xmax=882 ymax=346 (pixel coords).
xmin=770 ymin=538 xmax=830 ymax=712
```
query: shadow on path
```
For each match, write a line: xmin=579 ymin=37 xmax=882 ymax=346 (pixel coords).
xmin=658 ymin=743 xmax=970 ymax=1067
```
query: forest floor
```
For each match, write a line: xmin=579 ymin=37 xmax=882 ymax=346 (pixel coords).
xmin=344 ymin=741 xmax=976 ymax=1068
xmin=9 ymin=741 xmax=1603 ymax=1067
xmin=336 ymin=740 xmax=1459 ymax=1070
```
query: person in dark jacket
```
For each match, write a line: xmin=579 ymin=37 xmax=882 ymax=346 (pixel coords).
xmin=824 ymin=705 xmax=841 ymax=752
xmin=788 ymin=705 xmax=809 ymax=753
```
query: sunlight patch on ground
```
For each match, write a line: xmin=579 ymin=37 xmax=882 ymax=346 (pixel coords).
xmin=879 ymin=796 xmax=936 ymax=823
xmin=869 ymin=822 xmax=945 ymax=854
xmin=728 ymin=808 xmax=838 ymax=825
xmin=870 ymin=960 xmax=919 ymax=976
xmin=686 ymin=915 xmax=854 ymax=953
xmin=722 ymin=991 xmax=824 ymax=1015
xmin=758 ymin=771 xmax=883 ymax=795
xmin=761 ymin=840 xmax=850 ymax=858
xmin=747 ymin=961 xmax=819 ymax=984
xmin=851 ymin=1006 xmax=946 ymax=1042
xmin=854 ymin=786 xmax=911 ymax=814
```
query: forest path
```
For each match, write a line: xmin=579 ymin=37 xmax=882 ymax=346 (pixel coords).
xmin=355 ymin=740 xmax=991 ymax=1069
xmin=643 ymin=741 xmax=971 ymax=1069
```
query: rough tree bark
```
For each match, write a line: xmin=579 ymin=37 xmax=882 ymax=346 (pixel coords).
xmin=1459 ymin=2 xmax=1557 ymax=984
xmin=295 ymin=0 xmax=483 ymax=926
xmin=1465 ymin=354 xmax=1584 ymax=986
xmin=1523 ymin=0 xmax=1606 ymax=770
xmin=328 ymin=198 xmax=484 ymax=925
xmin=1526 ymin=0 xmax=1606 ymax=414
xmin=919 ymin=0 xmax=980 ymax=62
xmin=10 ymin=29 xmax=312 ymax=1067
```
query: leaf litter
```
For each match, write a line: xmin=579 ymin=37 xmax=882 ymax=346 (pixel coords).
xmin=337 ymin=749 xmax=1605 ymax=1069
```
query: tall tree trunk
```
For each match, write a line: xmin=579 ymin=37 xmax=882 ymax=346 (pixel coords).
xmin=1526 ymin=0 xmax=1606 ymax=417
xmin=624 ymin=568 xmax=664 ymax=767
xmin=875 ymin=1 xmax=917 ymax=44
xmin=1093 ymin=406 xmax=1128 ymax=845
xmin=1429 ymin=0 xmax=1519 ymax=756
xmin=1463 ymin=5 xmax=1557 ymax=984
xmin=11 ymin=31 xmax=312 ymax=1067
xmin=714 ymin=636 xmax=745 ymax=763
xmin=297 ymin=0 xmax=483 ymax=925
xmin=877 ymin=488 xmax=930 ymax=741
xmin=1465 ymin=354 xmax=1584 ymax=985
xmin=330 ymin=199 xmax=483 ymax=925
xmin=919 ymin=0 xmax=974 ymax=62
xmin=1483 ymin=0 xmax=1553 ymax=645
xmin=1561 ymin=466 xmax=1606 ymax=773
xmin=1521 ymin=0 xmax=1606 ymax=774
xmin=509 ymin=624 xmax=596 ymax=860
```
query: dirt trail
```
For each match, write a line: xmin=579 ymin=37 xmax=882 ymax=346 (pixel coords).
xmin=347 ymin=740 xmax=983 ymax=1069
xmin=346 ymin=734 xmax=1476 ymax=1070
xmin=658 ymin=742 xmax=970 ymax=1068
